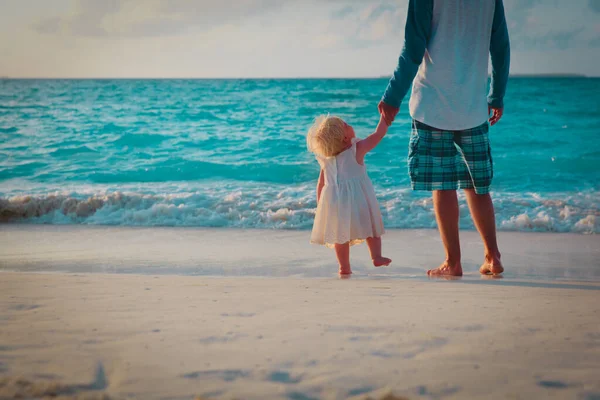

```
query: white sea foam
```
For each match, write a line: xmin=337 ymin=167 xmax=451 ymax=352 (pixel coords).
xmin=0 ymin=185 xmax=597 ymax=234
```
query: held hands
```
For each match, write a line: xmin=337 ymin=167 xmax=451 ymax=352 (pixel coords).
xmin=378 ymin=101 xmax=399 ymax=126
xmin=356 ymin=110 xmax=392 ymax=161
xmin=488 ymin=106 xmax=504 ymax=126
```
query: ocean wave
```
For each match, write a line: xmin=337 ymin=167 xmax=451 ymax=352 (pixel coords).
xmin=80 ymin=160 xmax=315 ymax=184
xmin=0 ymin=188 xmax=597 ymax=233
xmin=0 ymin=126 xmax=19 ymax=133
xmin=49 ymin=145 xmax=97 ymax=157
xmin=0 ymin=162 xmax=48 ymax=179
xmin=111 ymin=132 xmax=172 ymax=147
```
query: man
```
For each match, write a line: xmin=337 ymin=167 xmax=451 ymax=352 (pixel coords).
xmin=379 ymin=0 xmax=510 ymax=276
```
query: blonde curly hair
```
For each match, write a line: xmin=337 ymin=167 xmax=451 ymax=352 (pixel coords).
xmin=306 ymin=115 xmax=347 ymax=157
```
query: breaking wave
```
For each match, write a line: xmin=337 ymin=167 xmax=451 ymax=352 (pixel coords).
xmin=1 ymin=186 xmax=597 ymax=234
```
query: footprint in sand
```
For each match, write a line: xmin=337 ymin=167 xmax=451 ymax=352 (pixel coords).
xmin=9 ymin=304 xmax=40 ymax=311
xmin=578 ymin=392 xmax=600 ymax=400
xmin=0 ymin=362 xmax=108 ymax=398
xmin=348 ymin=335 xmax=373 ymax=342
xmin=287 ymin=392 xmax=318 ymax=400
xmin=267 ymin=371 xmax=302 ymax=384
xmin=371 ymin=350 xmax=397 ymax=358
xmin=220 ymin=312 xmax=255 ymax=317
xmin=400 ymin=337 xmax=448 ymax=359
xmin=537 ymin=380 xmax=574 ymax=389
xmin=416 ymin=385 xmax=461 ymax=397
xmin=347 ymin=386 xmax=375 ymax=396
xmin=182 ymin=369 xmax=249 ymax=382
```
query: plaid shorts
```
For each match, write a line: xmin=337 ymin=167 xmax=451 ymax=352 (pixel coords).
xmin=408 ymin=120 xmax=493 ymax=194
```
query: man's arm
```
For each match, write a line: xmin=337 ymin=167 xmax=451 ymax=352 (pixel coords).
xmin=379 ymin=0 xmax=433 ymax=125
xmin=488 ymin=0 xmax=510 ymax=110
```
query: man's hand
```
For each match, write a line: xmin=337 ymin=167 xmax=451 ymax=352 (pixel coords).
xmin=378 ymin=101 xmax=400 ymax=126
xmin=488 ymin=106 xmax=504 ymax=126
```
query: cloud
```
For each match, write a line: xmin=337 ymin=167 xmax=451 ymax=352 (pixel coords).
xmin=318 ymin=1 xmax=407 ymax=50
xmin=331 ymin=5 xmax=355 ymax=20
xmin=329 ymin=0 xmax=596 ymax=52
xmin=32 ymin=0 xmax=408 ymax=41
xmin=33 ymin=0 xmax=283 ymax=37
xmin=521 ymin=28 xmax=585 ymax=50
xmin=504 ymin=1 xmax=598 ymax=51
xmin=30 ymin=0 xmax=599 ymax=55
xmin=33 ymin=16 xmax=64 ymax=35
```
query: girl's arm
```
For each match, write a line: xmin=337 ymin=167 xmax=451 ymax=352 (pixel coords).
xmin=356 ymin=116 xmax=389 ymax=164
xmin=316 ymin=169 xmax=325 ymax=203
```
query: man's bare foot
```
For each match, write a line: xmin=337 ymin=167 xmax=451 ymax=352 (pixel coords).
xmin=373 ymin=257 xmax=391 ymax=267
xmin=338 ymin=269 xmax=352 ymax=278
xmin=427 ymin=261 xmax=463 ymax=277
xmin=479 ymin=256 xmax=504 ymax=275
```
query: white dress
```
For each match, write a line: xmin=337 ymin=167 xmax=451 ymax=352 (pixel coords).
xmin=311 ymin=138 xmax=385 ymax=248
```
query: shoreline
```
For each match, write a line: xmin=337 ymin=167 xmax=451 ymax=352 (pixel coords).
xmin=1 ymin=225 xmax=598 ymax=282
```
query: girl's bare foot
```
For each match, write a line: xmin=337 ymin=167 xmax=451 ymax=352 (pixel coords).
xmin=479 ymin=255 xmax=504 ymax=275
xmin=373 ymin=257 xmax=391 ymax=267
xmin=427 ymin=261 xmax=463 ymax=277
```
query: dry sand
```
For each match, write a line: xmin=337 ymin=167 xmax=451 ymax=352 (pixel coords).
xmin=1 ymin=226 xmax=599 ymax=399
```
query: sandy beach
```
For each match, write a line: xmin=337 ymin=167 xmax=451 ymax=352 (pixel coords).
xmin=1 ymin=226 xmax=599 ymax=399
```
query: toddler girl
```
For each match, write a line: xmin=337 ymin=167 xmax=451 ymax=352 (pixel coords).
xmin=307 ymin=114 xmax=391 ymax=276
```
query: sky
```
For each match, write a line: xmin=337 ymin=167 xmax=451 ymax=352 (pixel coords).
xmin=0 ymin=0 xmax=599 ymax=78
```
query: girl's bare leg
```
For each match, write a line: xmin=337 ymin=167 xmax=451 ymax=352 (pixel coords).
xmin=334 ymin=242 xmax=352 ymax=275
xmin=366 ymin=237 xmax=391 ymax=267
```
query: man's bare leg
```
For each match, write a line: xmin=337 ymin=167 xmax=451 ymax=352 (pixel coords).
xmin=428 ymin=190 xmax=463 ymax=276
xmin=366 ymin=236 xmax=392 ymax=267
xmin=334 ymin=242 xmax=352 ymax=276
xmin=464 ymin=189 xmax=504 ymax=275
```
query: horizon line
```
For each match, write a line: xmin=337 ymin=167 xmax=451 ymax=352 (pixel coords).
xmin=0 ymin=73 xmax=593 ymax=80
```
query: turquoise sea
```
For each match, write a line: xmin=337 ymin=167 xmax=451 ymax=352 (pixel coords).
xmin=0 ymin=78 xmax=598 ymax=233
